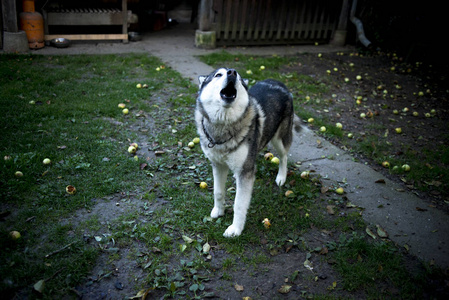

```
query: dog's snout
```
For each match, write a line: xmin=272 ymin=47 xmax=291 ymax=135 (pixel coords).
xmin=227 ymin=69 xmax=237 ymax=77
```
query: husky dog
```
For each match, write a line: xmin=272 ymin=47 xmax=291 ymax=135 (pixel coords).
xmin=195 ymin=68 xmax=294 ymax=237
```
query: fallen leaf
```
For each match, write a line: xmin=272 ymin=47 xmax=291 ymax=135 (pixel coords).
xmin=278 ymin=285 xmax=292 ymax=294
xmin=416 ymin=207 xmax=427 ymax=212
xmin=319 ymin=247 xmax=329 ymax=255
xmin=234 ymin=283 xmax=244 ymax=292
xmin=182 ymin=235 xmax=194 ymax=244
xmin=326 ymin=205 xmax=335 ymax=215
xmin=202 ymin=242 xmax=211 ymax=254
xmin=365 ymin=227 xmax=377 ymax=239
xmin=376 ymin=224 xmax=388 ymax=238
xmin=304 ymin=259 xmax=313 ymax=272
xmin=321 ymin=186 xmax=329 ymax=194
xmin=375 ymin=179 xmax=386 ymax=184
xmin=33 ymin=280 xmax=45 ymax=294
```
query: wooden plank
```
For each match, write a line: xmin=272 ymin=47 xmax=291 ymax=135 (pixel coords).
xmin=288 ymin=1 xmax=300 ymax=40
xmin=121 ymin=0 xmax=128 ymax=42
xmin=223 ymin=0 xmax=232 ymax=40
xmin=230 ymin=0 xmax=240 ymax=40
xmin=44 ymin=34 xmax=128 ymax=41
xmin=238 ymin=0 xmax=248 ymax=41
xmin=47 ymin=12 xmax=124 ymax=26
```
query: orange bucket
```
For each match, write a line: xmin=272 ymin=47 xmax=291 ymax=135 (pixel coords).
xmin=19 ymin=0 xmax=44 ymax=49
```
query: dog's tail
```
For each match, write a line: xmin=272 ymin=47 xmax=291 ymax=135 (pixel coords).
xmin=293 ymin=114 xmax=302 ymax=132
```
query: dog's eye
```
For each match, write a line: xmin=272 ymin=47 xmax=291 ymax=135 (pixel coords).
xmin=215 ymin=73 xmax=223 ymax=78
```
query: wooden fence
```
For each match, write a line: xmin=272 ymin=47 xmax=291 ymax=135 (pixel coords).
xmin=211 ymin=0 xmax=344 ymax=46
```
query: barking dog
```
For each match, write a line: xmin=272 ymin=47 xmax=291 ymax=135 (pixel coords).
xmin=195 ymin=68 xmax=294 ymax=237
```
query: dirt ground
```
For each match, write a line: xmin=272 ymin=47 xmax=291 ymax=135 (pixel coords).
xmin=284 ymin=51 xmax=449 ymax=211
xmin=63 ymin=50 xmax=449 ymax=299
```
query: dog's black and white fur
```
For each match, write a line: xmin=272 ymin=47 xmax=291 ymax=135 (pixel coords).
xmin=195 ymin=68 xmax=294 ymax=237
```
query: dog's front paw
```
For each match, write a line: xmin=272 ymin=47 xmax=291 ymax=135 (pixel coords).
xmin=275 ymin=174 xmax=286 ymax=186
xmin=223 ymin=224 xmax=243 ymax=237
xmin=210 ymin=206 xmax=224 ymax=218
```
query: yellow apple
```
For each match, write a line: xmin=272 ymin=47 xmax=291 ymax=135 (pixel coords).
xmin=9 ymin=231 xmax=21 ymax=240
xmin=122 ymin=108 xmax=129 ymax=115
xmin=264 ymin=152 xmax=273 ymax=161
xmin=66 ymin=185 xmax=76 ymax=194
xmin=128 ymin=146 xmax=137 ymax=154
xmin=14 ymin=171 xmax=23 ymax=177
xmin=199 ymin=182 xmax=207 ymax=189
xmin=43 ymin=158 xmax=51 ymax=165
xmin=336 ymin=187 xmax=344 ymax=195
xmin=192 ymin=137 xmax=200 ymax=144
xmin=271 ymin=157 xmax=280 ymax=164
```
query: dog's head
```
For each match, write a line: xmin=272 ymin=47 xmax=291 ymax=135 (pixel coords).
xmin=198 ymin=68 xmax=249 ymax=108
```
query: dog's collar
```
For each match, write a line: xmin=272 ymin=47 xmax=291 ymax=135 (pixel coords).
xmin=201 ymin=118 xmax=233 ymax=148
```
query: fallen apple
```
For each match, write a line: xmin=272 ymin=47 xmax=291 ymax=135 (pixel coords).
xmin=264 ymin=152 xmax=273 ymax=161
xmin=9 ymin=231 xmax=21 ymax=240
xmin=307 ymin=118 xmax=314 ymax=123
xmin=335 ymin=187 xmax=344 ymax=195
xmin=320 ymin=126 xmax=326 ymax=132
xmin=393 ymin=109 xmax=399 ymax=115
xmin=285 ymin=190 xmax=294 ymax=197
xmin=262 ymin=218 xmax=271 ymax=229
xmin=136 ymin=83 xmax=142 ymax=89
xmin=66 ymin=185 xmax=76 ymax=194
xmin=347 ymin=133 xmax=354 ymax=138
xmin=199 ymin=182 xmax=207 ymax=189
xmin=118 ymin=103 xmax=126 ymax=108
xmin=360 ymin=113 xmax=366 ymax=118
xmin=122 ymin=108 xmax=129 ymax=115
xmin=300 ymin=171 xmax=309 ymax=179
xmin=128 ymin=146 xmax=137 ymax=154
xmin=260 ymin=65 xmax=265 ymax=70
xmin=271 ymin=157 xmax=280 ymax=164
xmin=130 ymin=142 xmax=138 ymax=149
xmin=336 ymin=122 xmax=343 ymax=129
xmin=43 ymin=158 xmax=51 ymax=165
xmin=15 ymin=171 xmax=23 ymax=177
xmin=402 ymin=164 xmax=411 ymax=172
xmin=382 ymin=161 xmax=390 ymax=168
xmin=356 ymin=75 xmax=362 ymax=80
xmin=188 ymin=142 xmax=195 ymax=148
xmin=395 ymin=128 xmax=402 ymax=134
xmin=413 ymin=111 xmax=419 ymax=117
xmin=193 ymin=137 xmax=200 ymax=144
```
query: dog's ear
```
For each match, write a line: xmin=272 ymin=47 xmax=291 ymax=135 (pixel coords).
xmin=198 ymin=75 xmax=207 ymax=87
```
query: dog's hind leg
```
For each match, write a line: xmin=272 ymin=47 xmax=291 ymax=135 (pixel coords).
xmin=271 ymin=120 xmax=293 ymax=186
xmin=223 ymin=172 xmax=255 ymax=237
xmin=211 ymin=163 xmax=229 ymax=218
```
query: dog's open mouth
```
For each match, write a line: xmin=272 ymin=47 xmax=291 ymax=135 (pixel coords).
xmin=220 ymin=80 xmax=237 ymax=103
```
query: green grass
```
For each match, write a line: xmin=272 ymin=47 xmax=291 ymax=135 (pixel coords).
xmin=1 ymin=52 xmax=445 ymax=299
xmin=0 ymin=53 xmax=196 ymax=298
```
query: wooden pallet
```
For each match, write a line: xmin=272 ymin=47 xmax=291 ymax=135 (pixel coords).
xmin=43 ymin=0 xmax=128 ymax=43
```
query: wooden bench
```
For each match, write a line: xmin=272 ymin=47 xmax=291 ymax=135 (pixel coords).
xmin=43 ymin=0 xmax=128 ymax=43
